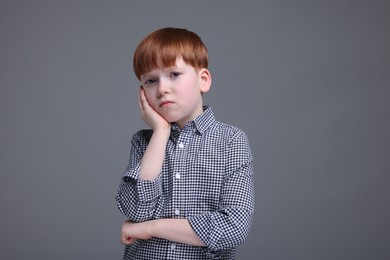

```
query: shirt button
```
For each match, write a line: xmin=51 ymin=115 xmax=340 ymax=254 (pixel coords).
xmin=174 ymin=209 xmax=180 ymax=215
xmin=178 ymin=142 xmax=184 ymax=149
xmin=171 ymin=243 xmax=176 ymax=250
xmin=175 ymin=173 xmax=181 ymax=179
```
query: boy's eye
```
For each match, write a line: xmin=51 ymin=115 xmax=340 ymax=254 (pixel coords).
xmin=143 ymin=78 xmax=157 ymax=86
xmin=169 ymin=72 xmax=181 ymax=78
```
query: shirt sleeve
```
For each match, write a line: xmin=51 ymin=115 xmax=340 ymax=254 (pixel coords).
xmin=187 ymin=129 xmax=255 ymax=253
xmin=116 ymin=130 xmax=164 ymax=222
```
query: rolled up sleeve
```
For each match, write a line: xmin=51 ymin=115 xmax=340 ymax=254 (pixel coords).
xmin=188 ymin=131 xmax=255 ymax=252
xmin=116 ymin=130 xmax=164 ymax=222
xmin=188 ymin=162 xmax=255 ymax=251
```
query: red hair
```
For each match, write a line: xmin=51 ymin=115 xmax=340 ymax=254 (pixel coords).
xmin=133 ymin=27 xmax=208 ymax=80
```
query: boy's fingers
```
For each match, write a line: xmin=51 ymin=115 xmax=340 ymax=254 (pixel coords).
xmin=138 ymin=88 xmax=142 ymax=107
xmin=138 ymin=87 xmax=147 ymax=110
xmin=121 ymin=235 xmax=136 ymax=245
xmin=121 ymin=225 xmax=136 ymax=245
xmin=139 ymin=88 xmax=149 ymax=108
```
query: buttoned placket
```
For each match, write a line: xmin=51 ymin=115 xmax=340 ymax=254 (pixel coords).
xmin=168 ymin=124 xmax=200 ymax=258
xmin=171 ymin=131 xmax=187 ymax=221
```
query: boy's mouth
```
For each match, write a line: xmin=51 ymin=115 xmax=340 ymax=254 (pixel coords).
xmin=159 ymin=100 xmax=174 ymax=107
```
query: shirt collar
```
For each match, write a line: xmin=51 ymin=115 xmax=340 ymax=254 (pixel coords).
xmin=171 ymin=106 xmax=215 ymax=135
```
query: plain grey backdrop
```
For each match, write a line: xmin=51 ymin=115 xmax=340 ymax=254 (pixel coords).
xmin=1 ymin=0 xmax=389 ymax=259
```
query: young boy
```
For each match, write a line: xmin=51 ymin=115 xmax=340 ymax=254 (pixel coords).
xmin=116 ymin=27 xmax=255 ymax=259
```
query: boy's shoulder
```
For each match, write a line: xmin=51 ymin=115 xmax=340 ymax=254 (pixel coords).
xmin=206 ymin=120 xmax=249 ymax=143
xmin=214 ymin=121 xmax=245 ymax=134
xmin=130 ymin=129 xmax=153 ymax=145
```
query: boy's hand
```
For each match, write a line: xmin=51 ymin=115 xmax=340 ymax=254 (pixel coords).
xmin=121 ymin=220 xmax=152 ymax=245
xmin=138 ymin=87 xmax=170 ymax=131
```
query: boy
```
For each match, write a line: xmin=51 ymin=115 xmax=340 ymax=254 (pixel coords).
xmin=116 ymin=27 xmax=255 ymax=259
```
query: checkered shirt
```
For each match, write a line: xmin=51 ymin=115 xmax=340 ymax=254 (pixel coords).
xmin=116 ymin=107 xmax=255 ymax=259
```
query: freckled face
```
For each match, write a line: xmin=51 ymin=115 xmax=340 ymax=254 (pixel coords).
xmin=140 ymin=57 xmax=210 ymax=128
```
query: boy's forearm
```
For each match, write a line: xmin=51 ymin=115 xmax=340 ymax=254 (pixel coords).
xmin=139 ymin=129 xmax=170 ymax=180
xmin=122 ymin=218 xmax=205 ymax=247
xmin=147 ymin=218 xmax=205 ymax=247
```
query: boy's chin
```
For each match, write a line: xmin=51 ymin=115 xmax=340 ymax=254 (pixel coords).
xmin=158 ymin=112 xmax=176 ymax=123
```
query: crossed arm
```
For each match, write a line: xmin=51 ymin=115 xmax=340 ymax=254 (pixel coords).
xmin=121 ymin=218 xmax=205 ymax=246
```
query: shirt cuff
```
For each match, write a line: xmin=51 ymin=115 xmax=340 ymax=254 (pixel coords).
xmin=136 ymin=175 xmax=162 ymax=202
xmin=122 ymin=163 xmax=163 ymax=203
xmin=188 ymin=213 xmax=223 ymax=250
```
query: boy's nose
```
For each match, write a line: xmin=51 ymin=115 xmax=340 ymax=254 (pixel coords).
xmin=157 ymin=80 xmax=170 ymax=96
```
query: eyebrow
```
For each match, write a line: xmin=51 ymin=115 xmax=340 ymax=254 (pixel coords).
xmin=140 ymin=65 xmax=182 ymax=79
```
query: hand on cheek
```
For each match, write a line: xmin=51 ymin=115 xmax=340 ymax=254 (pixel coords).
xmin=138 ymin=87 xmax=171 ymax=131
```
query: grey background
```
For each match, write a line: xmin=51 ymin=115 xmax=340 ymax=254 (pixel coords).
xmin=1 ymin=0 xmax=389 ymax=259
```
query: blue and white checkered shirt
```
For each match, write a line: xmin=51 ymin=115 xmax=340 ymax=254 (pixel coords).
xmin=116 ymin=106 xmax=255 ymax=259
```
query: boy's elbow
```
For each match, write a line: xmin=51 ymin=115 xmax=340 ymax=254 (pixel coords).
xmin=230 ymin=210 xmax=254 ymax=247
xmin=116 ymin=194 xmax=163 ymax=222
xmin=116 ymin=199 xmax=147 ymax=222
xmin=207 ymin=209 xmax=254 ymax=251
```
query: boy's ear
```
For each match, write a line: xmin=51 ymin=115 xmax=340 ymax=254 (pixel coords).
xmin=199 ymin=68 xmax=212 ymax=93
